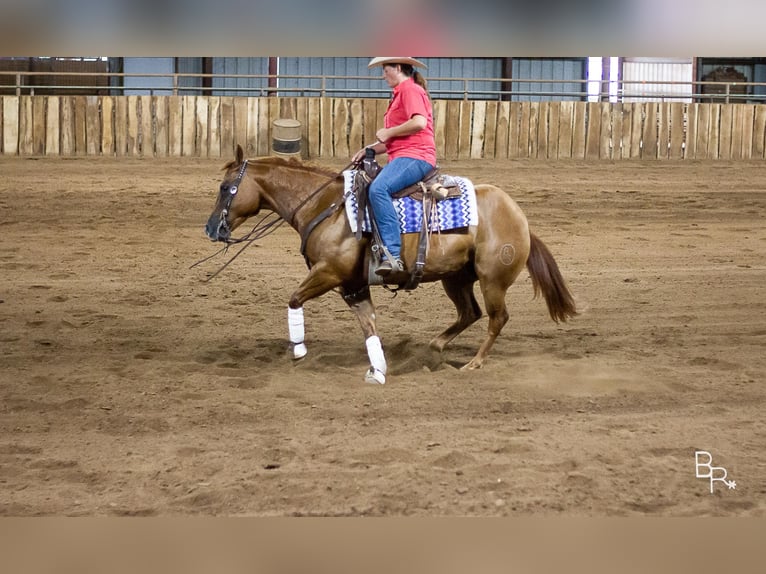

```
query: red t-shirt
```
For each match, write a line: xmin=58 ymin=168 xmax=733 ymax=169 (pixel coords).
xmin=384 ymin=78 xmax=437 ymax=167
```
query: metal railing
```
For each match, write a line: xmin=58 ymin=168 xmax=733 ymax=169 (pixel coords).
xmin=2 ymin=71 xmax=766 ymax=103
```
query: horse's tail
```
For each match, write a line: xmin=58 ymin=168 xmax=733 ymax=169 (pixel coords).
xmin=526 ymin=232 xmax=578 ymax=323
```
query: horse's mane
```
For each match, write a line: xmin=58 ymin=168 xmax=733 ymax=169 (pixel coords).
xmin=222 ymin=155 xmax=341 ymax=181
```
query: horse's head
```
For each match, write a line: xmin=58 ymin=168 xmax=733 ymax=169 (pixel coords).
xmin=205 ymin=145 xmax=263 ymax=242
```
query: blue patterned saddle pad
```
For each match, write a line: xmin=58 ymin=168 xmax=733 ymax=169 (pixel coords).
xmin=343 ymin=170 xmax=478 ymax=234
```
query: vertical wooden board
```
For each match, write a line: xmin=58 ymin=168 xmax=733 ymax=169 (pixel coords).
xmin=444 ymin=99 xmax=460 ymax=160
xmin=218 ymin=97 xmax=234 ymax=158
xmin=685 ymin=103 xmax=697 ymax=159
xmin=32 ymin=96 xmax=48 ymax=155
xmin=484 ymin=101 xmax=498 ymax=159
xmin=458 ymin=100 xmax=472 ymax=159
xmin=546 ymin=102 xmax=560 ymax=159
xmin=518 ymin=102 xmax=531 ymax=158
xmin=642 ymin=103 xmax=657 ymax=159
xmin=333 ymin=99 xmax=350 ymax=158
xmin=572 ymin=102 xmax=586 ymax=159
xmin=741 ymin=104 xmax=754 ymax=159
xmin=139 ymin=95 xmax=154 ymax=157
xmin=696 ymin=104 xmax=710 ymax=159
xmin=508 ymin=102 xmax=521 ymax=159
xmin=74 ymin=96 xmax=87 ymax=155
xmin=19 ymin=96 xmax=33 ymax=155
xmin=85 ymin=96 xmax=100 ymax=155
xmin=306 ymin=98 xmax=321 ymax=159
xmin=61 ymin=97 xmax=75 ymax=156
xmin=494 ymin=101 xmax=510 ymax=159
xmin=3 ymin=96 xmax=19 ymax=155
xmin=259 ymin=97 xmax=274 ymax=156
xmin=585 ymin=102 xmax=601 ymax=160
xmin=32 ymin=97 xmax=46 ymax=155
xmin=279 ymin=97 xmax=297 ymax=120
xmin=114 ymin=97 xmax=128 ymax=156
xmin=718 ymin=104 xmax=732 ymax=160
xmin=432 ymin=99 xmax=446 ymax=159
xmin=470 ymin=100 xmax=486 ymax=159
xmin=536 ymin=102 xmax=549 ymax=159
xmin=557 ymin=101 xmax=573 ymax=159
xmin=245 ymin=97 xmax=259 ymax=157
xmin=196 ymin=96 xmax=209 ymax=157
xmin=208 ymin=96 xmax=221 ymax=158
xmin=182 ymin=96 xmax=197 ymax=157
xmin=610 ymin=103 xmax=623 ymax=159
xmin=376 ymin=98 xmax=388 ymax=132
xmin=153 ymin=96 xmax=168 ymax=157
xmin=348 ymin=99 xmax=363 ymax=154
xmin=267 ymin=97 xmax=280 ymax=153
xmin=167 ymin=96 xmax=182 ymax=157
xmin=294 ymin=97 xmax=309 ymax=159
xmin=708 ymin=104 xmax=721 ymax=159
xmin=753 ymin=105 xmax=766 ymax=158
xmin=528 ymin=102 xmax=540 ymax=159
xmin=619 ymin=103 xmax=633 ymax=159
xmin=320 ymin=97 xmax=334 ymax=158
xmin=46 ymin=96 xmax=60 ymax=156
xmin=100 ymin=96 xmax=114 ymax=156
xmin=232 ymin=97 xmax=247 ymax=157
xmin=127 ymin=96 xmax=139 ymax=156
xmin=362 ymin=99 xmax=378 ymax=148
xmin=599 ymin=102 xmax=611 ymax=159
xmin=729 ymin=104 xmax=743 ymax=160
xmin=656 ymin=102 xmax=669 ymax=159
xmin=629 ymin=103 xmax=643 ymax=159
xmin=668 ymin=103 xmax=684 ymax=159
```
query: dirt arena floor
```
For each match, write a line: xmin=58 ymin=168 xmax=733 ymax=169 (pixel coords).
xmin=0 ymin=155 xmax=764 ymax=517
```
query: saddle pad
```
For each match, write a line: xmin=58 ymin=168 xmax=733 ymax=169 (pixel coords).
xmin=343 ymin=170 xmax=478 ymax=235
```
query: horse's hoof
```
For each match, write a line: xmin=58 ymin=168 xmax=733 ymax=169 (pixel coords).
xmin=460 ymin=360 xmax=483 ymax=371
xmin=364 ymin=367 xmax=385 ymax=385
xmin=292 ymin=343 xmax=307 ymax=360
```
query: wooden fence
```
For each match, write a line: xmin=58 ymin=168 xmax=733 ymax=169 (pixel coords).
xmin=2 ymin=95 xmax=766 ymax=160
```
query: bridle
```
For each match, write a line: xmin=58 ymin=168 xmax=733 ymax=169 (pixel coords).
xmin=214 ymin=159 xmax=251 ymax=242
xmin=194 ymin=158 xmax=355 ymax=281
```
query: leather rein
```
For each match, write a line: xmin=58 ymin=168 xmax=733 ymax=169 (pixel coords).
xmin=192 ymin=159 xmax=354 ymax=279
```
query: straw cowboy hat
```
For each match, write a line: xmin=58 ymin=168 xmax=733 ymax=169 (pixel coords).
xmin=368 ymin=57 xmax=427 ymax=69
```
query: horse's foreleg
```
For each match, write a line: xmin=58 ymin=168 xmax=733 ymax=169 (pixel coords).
xmin=287 ymin=262 xmax=341 ymax=360
xmin=341 ymin=285 xmax=386 ymax=385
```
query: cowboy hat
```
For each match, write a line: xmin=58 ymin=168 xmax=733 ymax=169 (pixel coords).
xmin=368 ymin=57 xmax=427 ymax=69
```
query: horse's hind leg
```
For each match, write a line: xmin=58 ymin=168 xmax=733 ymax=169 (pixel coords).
xmin=429 ymin=273 xmax=483 ymax=352
xmin=462 ymin=280 xmax=510 ymax=370
xmin=340 ymin=285 xmax=387 ymax=385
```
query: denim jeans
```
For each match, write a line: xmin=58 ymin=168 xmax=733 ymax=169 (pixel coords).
xmin=368 ymin=156 xmax=434 ymax=259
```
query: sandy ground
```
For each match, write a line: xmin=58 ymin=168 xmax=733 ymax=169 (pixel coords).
xmin=0 ymin=155 xmax=764 ymax=517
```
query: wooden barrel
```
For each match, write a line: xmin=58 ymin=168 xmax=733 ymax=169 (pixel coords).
xmin=271 ymin=119 xmax=302 ymax=157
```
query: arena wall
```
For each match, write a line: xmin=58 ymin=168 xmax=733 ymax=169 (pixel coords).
xmin=2 ymin=95 xmax=766 ymax=160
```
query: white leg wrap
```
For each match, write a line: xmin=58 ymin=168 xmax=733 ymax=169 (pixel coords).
xmin=288 ymin=306 xmax=307 ymax=359
xmin=364 ymin=335 xmax=386 ymax=385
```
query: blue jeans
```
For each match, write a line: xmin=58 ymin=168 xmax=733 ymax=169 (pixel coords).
xmin=368 ymin=157 xmax=434 ymax=260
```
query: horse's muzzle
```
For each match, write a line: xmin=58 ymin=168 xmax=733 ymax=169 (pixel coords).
xmin=205 ymin=214 xmax=230 ymax=242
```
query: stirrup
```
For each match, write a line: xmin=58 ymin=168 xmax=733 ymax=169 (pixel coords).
xmin=374 ymin=258 xmax=405 ymax=276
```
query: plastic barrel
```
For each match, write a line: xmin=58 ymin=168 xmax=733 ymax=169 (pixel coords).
xmin=271 ymin=119 xmax=302 ymax=158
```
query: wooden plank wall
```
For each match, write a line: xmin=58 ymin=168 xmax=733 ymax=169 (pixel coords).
xmin=2 ymin=95 xmax=766 ymax=160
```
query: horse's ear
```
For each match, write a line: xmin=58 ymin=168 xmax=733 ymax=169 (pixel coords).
xmin=235 ymin=144 xmax=244 ymax=165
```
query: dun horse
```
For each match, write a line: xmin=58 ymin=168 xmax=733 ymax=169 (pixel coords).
xmin=205 ymin=145 xmax=577 ymax=384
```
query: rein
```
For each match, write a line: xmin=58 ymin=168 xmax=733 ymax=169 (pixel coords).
xmin=193 ymin=159 xmax=356 ymax=280
xmin=288 ymin=160 xmax=354 ymax=228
